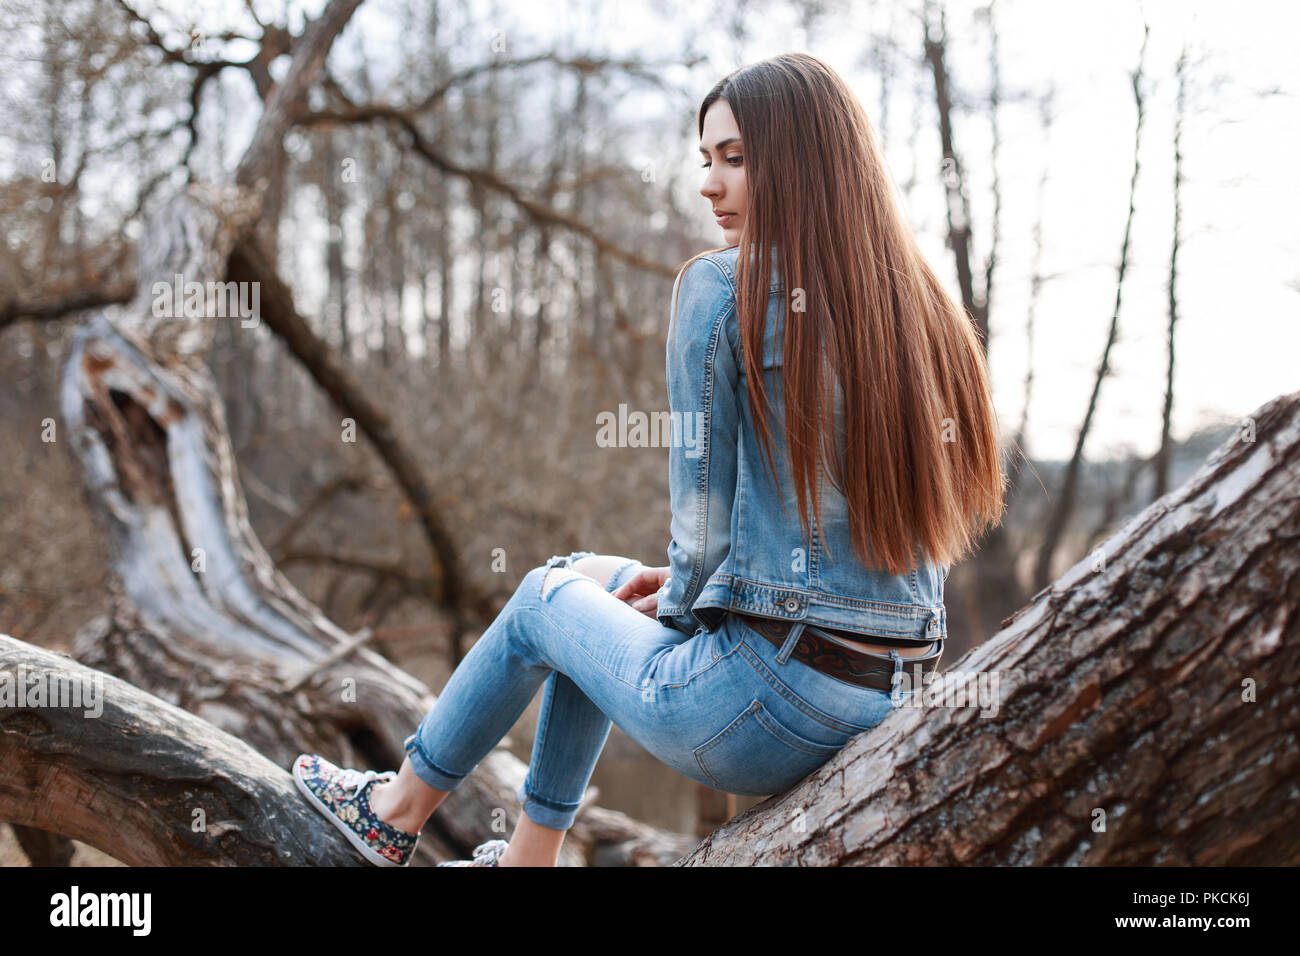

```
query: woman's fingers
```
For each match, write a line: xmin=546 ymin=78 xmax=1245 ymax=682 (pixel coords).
xmin=611 ymin=566 xmax=669 ymax=617
xmin=612 ymin=567 xmax=657 ymax=601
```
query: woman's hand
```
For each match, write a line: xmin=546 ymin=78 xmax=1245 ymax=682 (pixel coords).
xmin=611 ymin=565 xmax=671 ymax=618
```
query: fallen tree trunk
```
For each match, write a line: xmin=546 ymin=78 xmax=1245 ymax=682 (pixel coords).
xmin=0 ymin=635 xmax=694 ymax=866
xmin=680 ymin=390 xmax=1300 ymax=866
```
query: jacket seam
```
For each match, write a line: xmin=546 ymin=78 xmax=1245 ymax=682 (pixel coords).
xmin=811 ymin=466 xmax=823 ymax=584
xmin=677 ymin=255 xmax=737 ymax=626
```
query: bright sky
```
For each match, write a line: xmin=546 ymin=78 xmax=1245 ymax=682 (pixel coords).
xmin=106 ymin=0 xmax=1300 ymax=461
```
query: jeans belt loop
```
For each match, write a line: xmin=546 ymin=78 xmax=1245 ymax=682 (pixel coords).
xmin=888 ymin=649 xmax=904 ymax=703
xmin=774 ymin=620 xmax=806 ymax=665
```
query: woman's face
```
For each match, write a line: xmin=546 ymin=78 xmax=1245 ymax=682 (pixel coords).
xmin=698 ymin=98 xmax=747 ymax=247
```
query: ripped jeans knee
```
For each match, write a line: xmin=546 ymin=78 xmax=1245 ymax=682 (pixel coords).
xmin=538 ymin=551 xmax=643 ymax=601
xmin=539 ymin=551 xmax=597 ymax=602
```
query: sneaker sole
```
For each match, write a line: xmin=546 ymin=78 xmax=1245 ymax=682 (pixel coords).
xmin=292 ymin=759 xmax=405 ymax=867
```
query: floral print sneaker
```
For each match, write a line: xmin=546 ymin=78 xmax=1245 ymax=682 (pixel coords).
xmin=292 ymin=753 xmax=420 ymax=867
xmin=436 ymin=839 xmax=510 ymax=867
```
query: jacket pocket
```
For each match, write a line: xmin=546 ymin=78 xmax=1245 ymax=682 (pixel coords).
xmin=692 ymin=699 xmax=847 ymax=796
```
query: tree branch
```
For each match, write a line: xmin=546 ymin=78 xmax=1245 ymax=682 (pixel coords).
xmin=0 ymin=280 xmax=136 ymax=331
xmin=234 ymin=0 xmax=366 ymax=194
xmin=296 ymin=102 xmax=675 ymax=277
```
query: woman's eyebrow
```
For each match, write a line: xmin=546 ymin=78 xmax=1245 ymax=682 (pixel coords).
xmin=698 ymin=137 xmax=742 ymax=155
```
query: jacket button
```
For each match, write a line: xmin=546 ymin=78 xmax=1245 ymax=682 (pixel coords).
xmin=783 ymin=597 xmax=799 ymax=612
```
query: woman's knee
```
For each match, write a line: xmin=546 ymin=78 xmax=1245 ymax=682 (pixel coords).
xmin=534 ymin=551 xmax=641 ymax=597
xmin=570 ymin=554 xmax=639 ymax=590
xmin=542 ymin=563 xmax=583 ymax=598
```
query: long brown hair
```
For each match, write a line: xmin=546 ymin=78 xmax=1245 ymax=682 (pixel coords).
xmin=675 ymin=52 xmax=1006 ymax=576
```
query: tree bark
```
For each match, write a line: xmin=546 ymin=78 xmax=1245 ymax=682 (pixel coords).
xmin=679 ymin=390 xmax=1300 ymax=866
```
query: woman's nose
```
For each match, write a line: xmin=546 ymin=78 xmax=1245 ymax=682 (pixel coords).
xmin=700 ymin=168 xmax=722 ymax=199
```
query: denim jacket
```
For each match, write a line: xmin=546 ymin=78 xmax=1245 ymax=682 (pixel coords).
xmin=655 ymin=244 xmax=949 ymax=642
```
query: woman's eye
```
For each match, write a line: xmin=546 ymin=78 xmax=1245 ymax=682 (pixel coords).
xmin=700 ymin=161 xmax=711 ymax=168
xmin=727 ymin=155 xmax=743 ymax=165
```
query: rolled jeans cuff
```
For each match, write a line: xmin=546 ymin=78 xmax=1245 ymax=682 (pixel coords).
xmin=402 ymin=723 xmax=468 ymax=792
xmin=515 ymin=780 xmax=583 ymax=831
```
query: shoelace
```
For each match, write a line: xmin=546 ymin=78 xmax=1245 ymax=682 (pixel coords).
xmin=339 ymin=768 xmax=395 ymax=803
xmin=472 ymin=840 xmax=509 ymax=865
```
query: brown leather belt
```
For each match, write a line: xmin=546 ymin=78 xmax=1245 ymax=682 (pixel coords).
xmin=735 ymin=612 xmax=942 ymax=692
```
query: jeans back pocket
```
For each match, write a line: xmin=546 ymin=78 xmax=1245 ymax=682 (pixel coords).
xmin=692 ymin=698 xmax=847 ymax=796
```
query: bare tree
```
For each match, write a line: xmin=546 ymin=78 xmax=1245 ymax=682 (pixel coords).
xmin=1014 ymin=87 xmax=1057 ymax=471
xmin=922 ymin=4 xmax=986 ymax=346
xmin=1032 ymin=22 xmax=1150 ymax=591
xmin=1154 ymin=43 xmax=1188 ymax=501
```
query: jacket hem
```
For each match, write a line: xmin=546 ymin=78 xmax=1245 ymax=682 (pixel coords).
xmin=691 ymin=574 xmax=946 ymax=641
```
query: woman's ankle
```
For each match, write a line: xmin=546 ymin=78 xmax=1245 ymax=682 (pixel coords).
xmin=496 ymin=845 xmax=557 ymax=867
xmin=501 ymin=814 xmax=566 ymax=866
xmin=369 ymin=779 xmax=427 ymax=834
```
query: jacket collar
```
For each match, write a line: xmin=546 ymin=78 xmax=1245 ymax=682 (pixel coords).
xmin=709 ymin=244 xmax=785 ymax=294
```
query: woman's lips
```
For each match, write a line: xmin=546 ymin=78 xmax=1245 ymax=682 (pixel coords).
xmin=715 ymin=213 xmax=736 ymax=227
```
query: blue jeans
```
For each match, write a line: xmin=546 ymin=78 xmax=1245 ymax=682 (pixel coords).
xmin=402 ymin=551 xmax=910 ymax=831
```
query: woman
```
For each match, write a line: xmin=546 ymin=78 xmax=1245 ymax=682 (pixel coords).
xmin=292 ymin=52 xmax=1006 ymax=867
